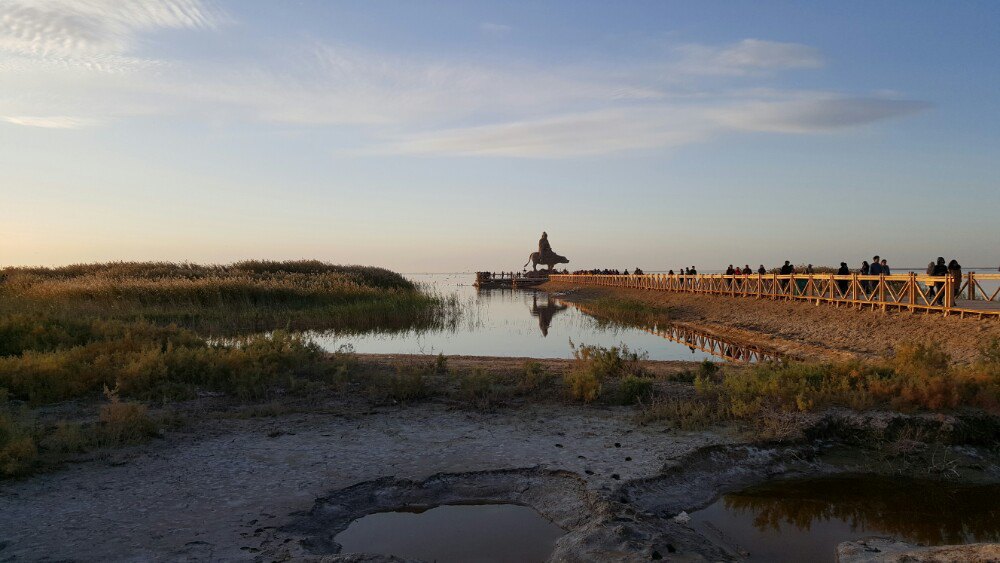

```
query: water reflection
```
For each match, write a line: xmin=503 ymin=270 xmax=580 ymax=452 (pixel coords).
xmin=558 ymin=300 xmax=781 ymax=363
xmin=335 ymin=504 xmax=564 ymax=563
xmin=530 ymin=294 xmax=568 ymax=337
xmin=310 ymin=274 xmax=776 ymax=362
xmin=691 ymin=475 xmax=1000 ymax=562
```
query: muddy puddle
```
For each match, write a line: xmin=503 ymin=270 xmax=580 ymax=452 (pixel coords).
xmin=334 ymin=503 xmax=564 ymax=562
xmin=689 ymin=475 xmax=1000 ymax=562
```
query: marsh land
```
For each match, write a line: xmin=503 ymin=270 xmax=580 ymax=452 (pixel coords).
xmin=2 ymin=265 xmax=999 ymax=562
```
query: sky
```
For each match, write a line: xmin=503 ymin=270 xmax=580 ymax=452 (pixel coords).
xmin=1 ymin=1 xmax=998 ymax=272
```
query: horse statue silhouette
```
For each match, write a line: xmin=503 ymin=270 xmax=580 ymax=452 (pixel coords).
xmin=524 ymin=231 xmax=569 ymax=272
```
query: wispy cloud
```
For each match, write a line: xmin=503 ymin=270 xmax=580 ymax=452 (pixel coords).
xmin=1 ymin=115 xmax=95 ymax=128
xmin=383 ymin=95 xmax=927 ymax=158
xmin=673 ymin=39 xmax=823 ymax=76
xmin=0 ymin=0 xmax=223 ymax=62
xmin=711 ymin=97 xmax=931 ymax=133
xmin=480 ymin=22 xmax=512 ymax=37
xmin=0 ymin=10 xmax=927 ymax=157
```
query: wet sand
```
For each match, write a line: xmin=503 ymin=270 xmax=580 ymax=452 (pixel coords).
xmin=546 ymin=284 xmax=1000 ymax=363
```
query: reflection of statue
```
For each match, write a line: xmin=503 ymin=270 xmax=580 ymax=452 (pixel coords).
xmin=530 ymin=294 xmax=567 ymax=337
xmin=524 ymin=231 xmax=569 ymax=272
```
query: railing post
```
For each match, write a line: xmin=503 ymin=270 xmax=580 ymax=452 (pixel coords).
xmin=908 ymin=273 xmax=916 ymax=311
xmin=968 ymin=272 xmax=975 ymax=301
xmin=944 ymin=275 xmax=955 ymax=311
xmin=878 ymin=274 xmax=886 ymax=311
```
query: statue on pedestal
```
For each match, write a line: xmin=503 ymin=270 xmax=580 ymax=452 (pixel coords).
xmin=524 ymin=231 xmax=569 ymax=272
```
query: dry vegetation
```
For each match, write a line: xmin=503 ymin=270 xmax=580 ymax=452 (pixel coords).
xmin=0 ymin=261 xmax=452 ymax=477
xmin=637 ymin=339 xmax=1000 ymax=440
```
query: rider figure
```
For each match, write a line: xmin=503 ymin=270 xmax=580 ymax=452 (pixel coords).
xmin=538 ymin=232 xmax=554 ymax=263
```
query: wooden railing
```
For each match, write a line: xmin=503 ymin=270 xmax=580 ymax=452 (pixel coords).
xmin=549 ymin=272 xmax=1000 ymax=318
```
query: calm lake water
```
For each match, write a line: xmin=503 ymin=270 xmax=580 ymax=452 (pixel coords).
xmin=335 ymin=504 xmax=564 ymax=563
xmin=313 ymin=273 xmax=725 ymax=361
xmin=690 ymin=475 xmax=1000 ymax=562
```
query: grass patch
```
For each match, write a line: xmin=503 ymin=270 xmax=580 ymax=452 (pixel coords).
xmin=639 ymin=339 xmax=1000 ymax=439
xmin=587 ymin=297 xmax=672 ymax=328
xmin=564 ymin=342 xmax=648 ymax=403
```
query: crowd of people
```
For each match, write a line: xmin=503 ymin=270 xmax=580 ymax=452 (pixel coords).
xmin=564 ymin=255 xmax=968 ymax=304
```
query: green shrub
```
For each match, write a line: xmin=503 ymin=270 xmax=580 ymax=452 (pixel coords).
xmin=518 ymin=361 xmax=552 ymax=394
xmin=614 ymin=375 xmax=653 ymax=405
xmin=0 ymin=409 xmax=37 ymax=477
xmin=564 ymin=367 xmax=601 ymax=403
xmin=97 ymin=385 xmax=158 ymax=446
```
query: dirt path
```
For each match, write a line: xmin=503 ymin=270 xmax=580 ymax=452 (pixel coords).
xmin=546 ymin=284 xmax=1000 ymax=363
xmin=0 ymin=401 xmax=730 ymax=561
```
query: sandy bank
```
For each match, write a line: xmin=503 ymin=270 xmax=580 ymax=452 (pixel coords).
xmin=545 ymin=283 xmax=1000 ymax=363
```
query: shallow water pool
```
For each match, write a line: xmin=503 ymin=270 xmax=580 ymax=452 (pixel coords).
xmin=689 ymin=475 xmax=1000 ymax=562
xmin=334 ymin=503 xmax=564 ymax=562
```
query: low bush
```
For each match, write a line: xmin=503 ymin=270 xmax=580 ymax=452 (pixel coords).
xmin=614 ymin=375 xmax=653 ymax=405
xmin=97 ymin=385 xmax=159 ymax=447
xmin=518 ymin=361 xmax=553 ymax=394
xmin=564 ymin=342 xmax=647 ymax=403
xmin=0 ymin=408 xmax=37 ymax=477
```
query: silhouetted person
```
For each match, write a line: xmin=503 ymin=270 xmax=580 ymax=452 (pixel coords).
xmin=805 ymin=264 xmax=815 ymax=274
xmin=931 ymin=257 xmax=948 ymax=304
xmin=836 ymin=262 xmax=850 ymax=296
xmin=948 ymin=259 xmax=962 ymax=299
xmin=880 ymin=259 xmax=890 ymax=276
xmin=758 ymin=265 xmax=766 ymax=275
xmin=870 ymin=255 xmax=882 ymax=276
xmin=779 ymin=260 xmax=793 ymax=290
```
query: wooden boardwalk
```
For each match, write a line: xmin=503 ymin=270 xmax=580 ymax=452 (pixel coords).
xmin=550 ymin=272 xmax=1000 ymax=319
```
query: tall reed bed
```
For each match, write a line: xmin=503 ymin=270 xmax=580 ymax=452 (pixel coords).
xmin=0 ymin=261 xmax=452 ymax=335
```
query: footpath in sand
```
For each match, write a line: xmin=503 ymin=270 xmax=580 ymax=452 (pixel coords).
xmin=545 ymin=283 xmax=1000 ymax=363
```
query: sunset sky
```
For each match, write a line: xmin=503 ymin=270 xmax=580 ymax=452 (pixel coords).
xmin=2 ymin=1 xmax=998 ymax=271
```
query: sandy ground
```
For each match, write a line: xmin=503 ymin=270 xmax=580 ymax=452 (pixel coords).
xmin=546 ymin=284 xmax=1000 ymax=363
xmin=0 ymin=399 xmax=731 ymax=561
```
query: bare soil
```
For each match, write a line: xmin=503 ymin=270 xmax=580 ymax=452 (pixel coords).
xmin=545 ymin=283 xmax=1000 ymax=363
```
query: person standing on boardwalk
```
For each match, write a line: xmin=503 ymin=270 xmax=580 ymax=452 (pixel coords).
xmin=779 ymin=260 xmax=793 ymax=291
xmin=836 ymin=262 xmax=850 ymax=296
xmin=948 ymin=259 xmax=962 ymax=298
xmin=758 ymin=265 xmax=767 ymax=275
xmin=931 ymin=257 xmax=948 ymax=304
xmin=880 ymin=259 xmax=890 ymax=276
xmin=870 ymin=256 xmax=882 ymax=276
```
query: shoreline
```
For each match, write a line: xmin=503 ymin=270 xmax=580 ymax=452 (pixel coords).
xmin=544 ymin=282 xmax=1000 ymax=363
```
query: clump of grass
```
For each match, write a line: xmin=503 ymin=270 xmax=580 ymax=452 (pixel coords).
xmin=367 ymin=364 xmax=431 ymax=404
xmin=635 ymin=396 xmax=722 ymax=430
xmin=518 ymin=361 xmax=553 ymax=394
xmin=564 ymin=342 xmax=648 ymax=403
xmin=453 ymin=368 xmax=510 ymax=410
xmin=97 ymin=384 xmax=158 ymax=447
xmin=613 ymin=375 xmax=653 ymax=405
xmin=0 ymin=407 xmax=37 ymax=477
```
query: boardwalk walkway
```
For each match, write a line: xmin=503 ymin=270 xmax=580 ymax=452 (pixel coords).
xmin=550 ymin=272 xmax=1000 ymax=319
